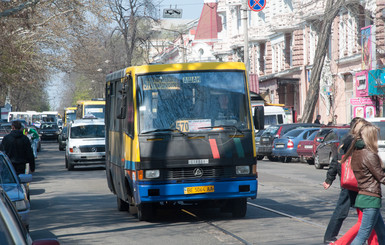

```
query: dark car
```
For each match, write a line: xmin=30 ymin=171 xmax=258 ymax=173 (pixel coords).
xmin=272 ymin=128 xmax=320 ymax=163
xmin=58 ymin=126 xmax=68 ymax=151
xmin=39 ymin=122 xmax=60 ymax=141
xmin=258 ymin=123 xmax=321 ymax=161
xmin=297 ymin=130 xmax=319 ymax=164
xmin=312 ymin=125 xmax=350 ymax=158
xmin=314 ymin=128 xmax=350 ymax=169
xmin=255 ymin=129 xmax=265 ymax=160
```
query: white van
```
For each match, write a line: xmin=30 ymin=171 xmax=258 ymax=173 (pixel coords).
xmin=252 ymin=105 xmax=288 ymax=128
xmin=65 ymin=118 xmax=106 ymax=171
xmin=365 ymin=117 xmax=385 ymax=166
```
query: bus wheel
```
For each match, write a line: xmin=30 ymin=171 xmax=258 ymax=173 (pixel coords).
xmin=231 ymin=198 xmax=247 ymax=218
xmin=138 ymin=203 xmax=155 ymax=221
xmin=117 ymin=197 xmax=129 ymax=211
xmin=128 ymin=197 xmax=137 ymax=215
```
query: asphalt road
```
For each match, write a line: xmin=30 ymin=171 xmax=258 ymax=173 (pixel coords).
xmin=28 ymin=142 xmax=385 ymax=245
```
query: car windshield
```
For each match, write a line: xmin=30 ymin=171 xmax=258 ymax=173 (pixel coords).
xmin=138 ymin=71 xmax=250 ymax=133
xmin=70 ymin=125 xmax=105 ymax=138
xmin=370 ymin=121 xmax=385 ymax=140
xmin=283 ymin=129 xmax=303 ymax=138
xmin=0 ymin=156 xmax=16 ymax=184
xmin=41 ymin=124 xmax=58 ymax=130
xmin=317 ymin=128 xmax=332 ymax=137
xmin=262 ymin=126 xmax=279 ymax=136
xmin=337 ymin=129 xmax=350 ymax=139
xmin=307 ymin=131 xmax=318 ymax=140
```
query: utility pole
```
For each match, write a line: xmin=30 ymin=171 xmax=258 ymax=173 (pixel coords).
xmin=242 ymin=0 xmax=249 ymax=73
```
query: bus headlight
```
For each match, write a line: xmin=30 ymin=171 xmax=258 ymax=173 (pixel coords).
xmin=236 ymin=166 xmax=250 ymax=175
xmin=145 ymin=170 xmax=160 ymax=179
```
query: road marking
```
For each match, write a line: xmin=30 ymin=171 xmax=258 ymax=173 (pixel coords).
xmin=247 ymin=202 xmax=325 ymax=228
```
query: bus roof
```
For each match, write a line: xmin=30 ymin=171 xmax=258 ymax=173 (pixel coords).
xmin=106 ymin=62 xmax=246 ymax=82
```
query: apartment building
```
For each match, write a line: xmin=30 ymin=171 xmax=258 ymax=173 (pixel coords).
xmin=213 ymin=0 xmax=385 ymax=124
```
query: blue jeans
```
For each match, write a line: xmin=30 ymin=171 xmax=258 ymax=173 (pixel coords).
xmin=324 ymin=188 xmax=357 ymax=242
xmin=351 ymin=208 xmax=385 ymax=245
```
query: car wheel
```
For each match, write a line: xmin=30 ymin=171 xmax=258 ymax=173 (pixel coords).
xmin=137 ymin=203 xmax=155 ymax=221
xmin=65 ymin=157 xmax=68 ymax=169
xmin=117 ymin=197 xmax=129 ymax=211
xmin=283 ymin=157 xmax=292 ymax=163
xmin=314 ymin=153 xmax=323 ymax=169
xmin=67 ymin=161 xmax=74 ymax=171
xmin=267 ymin=155 xmax=278 ymax=161
xmin=257 ymin=155 xmax=264 ymax=160
xmin=231 ymin=198 xmax=247 ymax=218
xmin=306 ymin=159 xmax=314 ymax=165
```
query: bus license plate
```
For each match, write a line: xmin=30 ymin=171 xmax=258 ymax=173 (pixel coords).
xmin=184 ymin=185 xmax=214 ymax=194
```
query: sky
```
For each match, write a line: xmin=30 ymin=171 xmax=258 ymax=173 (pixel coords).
xmin=157 ymin=0 xmax=204 ymax=20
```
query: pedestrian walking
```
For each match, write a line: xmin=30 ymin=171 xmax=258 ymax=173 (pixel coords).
xmin=341 ymin=124 xmax=385 ymax=245
xmin=322 ymin=117 xmax=369 ymax=244
xmin=0 ymin=120 xmax=35 ymax=174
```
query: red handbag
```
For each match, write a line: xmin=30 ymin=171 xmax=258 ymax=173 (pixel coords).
xmin=341 ymin=155 xmax=359 ymax=192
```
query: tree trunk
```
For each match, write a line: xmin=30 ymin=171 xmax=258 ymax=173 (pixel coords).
xmin=301 ymin=0 xmax=345 ymax=123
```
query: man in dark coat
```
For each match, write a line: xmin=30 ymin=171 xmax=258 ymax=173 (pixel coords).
xmin=0 ymin=120 xmax=35 ymax=174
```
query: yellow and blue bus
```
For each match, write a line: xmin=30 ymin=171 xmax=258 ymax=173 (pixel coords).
xmin=76 ymin=99 xmax=105 ymax=119
xmin=64 ymin=107 xmax=77 ymax=126
xmin=105 ymin=62 xmax=264 ymax=220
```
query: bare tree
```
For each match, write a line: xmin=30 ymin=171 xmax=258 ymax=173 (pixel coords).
xmin=301 ymin=0 xmax=346 ymax=123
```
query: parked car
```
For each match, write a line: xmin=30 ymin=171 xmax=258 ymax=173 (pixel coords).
xmin=297 ymin=130 xmax=319 ymax=164
xmin=65 ymin=119 xmax=106 ymax=170
xmin=0 ymin=151 xmax=32 ymax=229
xmin=255 ymin=129 xmax=265 ymax=160
xmin=258 ymin=123 xmax=321 ymax=161
xmin=314 ymin=128 xmax=350 ymax=169
xmin=366 ymin=117 xmax=385 ymax=166
xmin=0 ymin=122 xmax=12 ymax=142
xmin=58 ymin=126 xmax=68 ymax=151
xmin=272 ymin=128 xmax=320 ymax=163
xmin=312 ymin=125 xmax=350 ymax=158
xmin=39 ymin=122 xmax=60 ymax=141
xmin=0 ymin=186 xmax=60 ymax=245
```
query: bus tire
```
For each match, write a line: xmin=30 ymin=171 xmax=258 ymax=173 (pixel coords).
xmin=231 ymin=198 xmax=247 ymax=218
xmin=137 ymin=203 xmax=154 ymax=221
xmin=117 ymin=197 xmax=129 ymax=211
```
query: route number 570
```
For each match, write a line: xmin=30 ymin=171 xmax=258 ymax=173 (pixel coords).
xmin=176 ymin=120 xmax=189 ymax=132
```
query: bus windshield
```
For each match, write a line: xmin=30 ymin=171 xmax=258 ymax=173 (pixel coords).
xmin=138 ymin=71 xmax=250 ymax=133
xmin=84 ymin=105 xmax=105 ymax=119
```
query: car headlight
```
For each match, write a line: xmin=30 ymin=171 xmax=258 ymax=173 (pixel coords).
xmin=70 ymin=146 xmax=81 ymax=153
xmin=236 ymin=166 xmax=250 ymax=175
xmin=14 ymin=200 xmax=28 ymax=211
xmin=145 ymin=170 xmax=160 ymax=179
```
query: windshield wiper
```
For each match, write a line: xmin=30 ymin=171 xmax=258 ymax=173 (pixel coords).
xmin=198 ymin=125 xmax=244 ymax=134
xmin=141 ymin=128 xmax=187 ymax=136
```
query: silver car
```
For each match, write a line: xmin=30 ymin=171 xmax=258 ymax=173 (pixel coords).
xmin=65 ymin=119 xmax=105 ymax=171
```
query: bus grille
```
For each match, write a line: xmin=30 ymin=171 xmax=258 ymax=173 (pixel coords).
xmin=79 ymin=145 xmax=105 ymax=153
xmin=166 ymin=166 xmax=233 ymax=179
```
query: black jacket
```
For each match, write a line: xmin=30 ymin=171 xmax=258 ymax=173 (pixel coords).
xmin=0 ymin=130 xmax=35 ymax=173
xmin=325 ymin=134 xmax=353 ymax=185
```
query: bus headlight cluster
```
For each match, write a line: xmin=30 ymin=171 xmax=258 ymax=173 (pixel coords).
xmin=145 ymin=170 xmax=160 ymax=179
xmin=236 ymin=166 xmax=250 ymax=175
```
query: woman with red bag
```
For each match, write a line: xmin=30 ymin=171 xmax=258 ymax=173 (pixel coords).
xmin=338 ymin=124 xmax=385 ymax=245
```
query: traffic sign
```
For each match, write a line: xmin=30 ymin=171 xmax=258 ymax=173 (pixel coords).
xmin=163 ymin=8 xmax=183 ymax=18
xmin=248 ymin=0 xmax=266 ymax=12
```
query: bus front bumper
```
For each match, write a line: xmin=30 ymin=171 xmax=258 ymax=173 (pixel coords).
xmin=136 ymin=178 xmax=258 ymax=203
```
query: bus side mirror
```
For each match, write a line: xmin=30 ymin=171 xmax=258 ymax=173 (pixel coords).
xmin=253 ymin=106 xmax=264 ymax=130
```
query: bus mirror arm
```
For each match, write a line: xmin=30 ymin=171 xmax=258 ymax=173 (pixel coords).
xmin=253 ymin=106 xmax=264 ymax=130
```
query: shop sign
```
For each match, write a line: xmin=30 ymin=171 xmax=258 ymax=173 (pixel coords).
xmin=368 ymin=69 xmax=385 ymax=96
